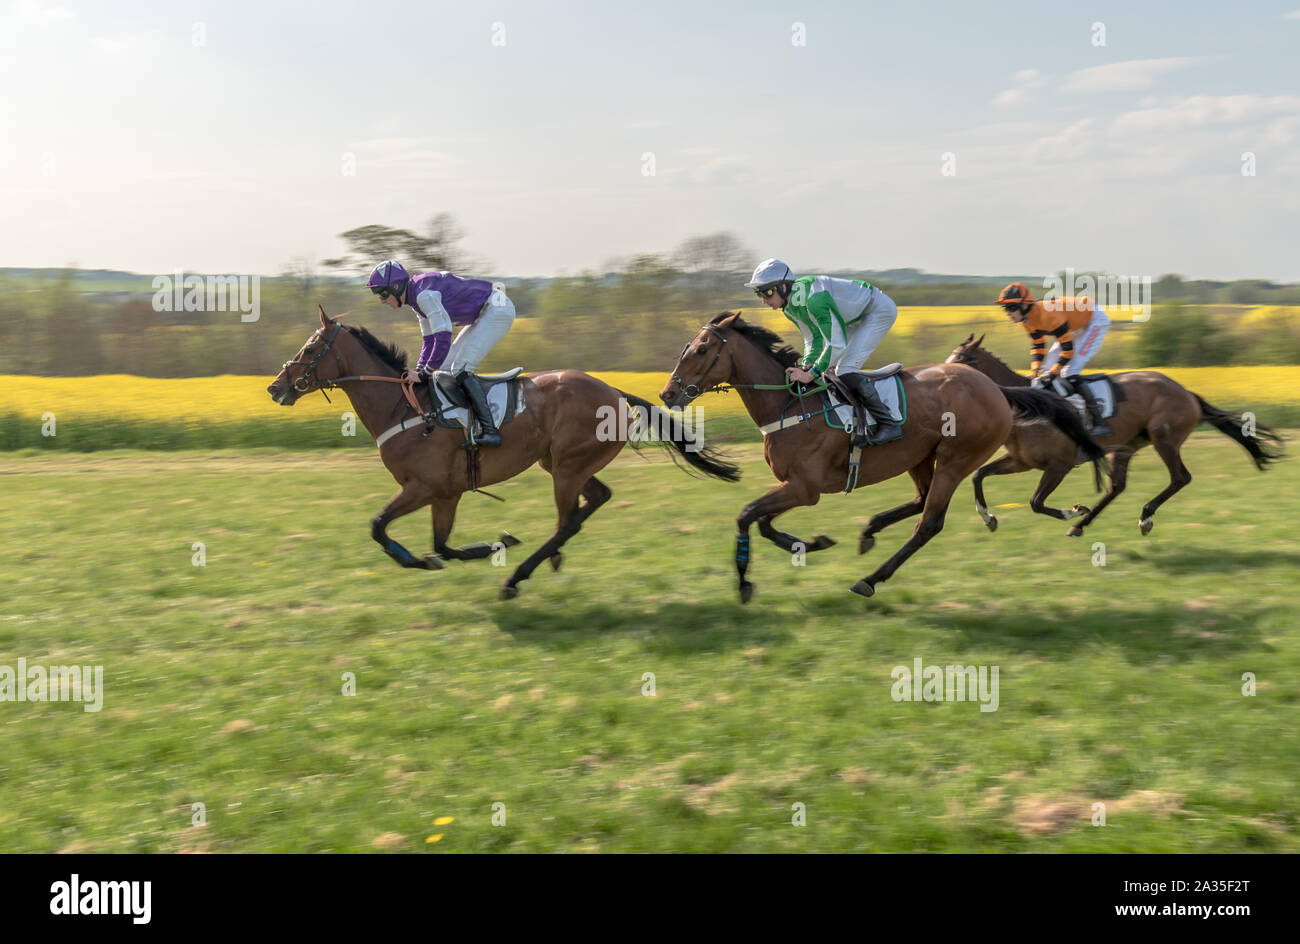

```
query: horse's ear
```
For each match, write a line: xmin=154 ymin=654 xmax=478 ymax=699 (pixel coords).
xmin=963 ymin=332 xmax=973 ymax=344
xmin=976 ymin=333 xmax=985 ymax=347
xmin=319 ymin=304 xmax=332 ymax=328
xmin=719 ymin=311 xmax=741 ymax=326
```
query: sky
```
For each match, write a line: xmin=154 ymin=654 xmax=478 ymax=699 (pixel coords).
xmin=2 ymin=0 xmax=1299 ymax=280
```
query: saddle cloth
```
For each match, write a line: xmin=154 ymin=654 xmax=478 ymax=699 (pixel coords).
xmin=427 ymin=368 xmax=526 ymax=432
xmin=828 ymin=366 xmax=905 ymax=435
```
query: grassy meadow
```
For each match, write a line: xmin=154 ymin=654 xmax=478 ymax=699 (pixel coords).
xmin=0 ymin=430 xmax=1296 ymax=852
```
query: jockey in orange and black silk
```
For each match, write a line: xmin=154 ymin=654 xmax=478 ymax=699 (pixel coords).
xmin=994 ymin=282 xmax=1112 ymax=436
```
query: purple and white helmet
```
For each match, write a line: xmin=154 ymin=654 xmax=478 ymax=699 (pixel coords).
xmin=367 ymin=260 xmax=409 ymax=298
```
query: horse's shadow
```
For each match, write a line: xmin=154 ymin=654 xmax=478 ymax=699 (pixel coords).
xmin=1124 ymin=545 xmax=1300 ymax=575
xmin=915 ymin=599 xmax=1269 ymax=664
xmin=491 ymin=599 xmax=795 ymax=655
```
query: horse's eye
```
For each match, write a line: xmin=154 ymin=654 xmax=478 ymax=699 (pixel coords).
xmin=696 ymin=346 xmax=707 ymax=356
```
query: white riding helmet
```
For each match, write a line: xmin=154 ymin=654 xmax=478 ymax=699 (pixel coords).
xmin=744 ymin=258 xmax=795 ymax=288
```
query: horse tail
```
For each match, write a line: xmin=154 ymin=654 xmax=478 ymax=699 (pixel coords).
xmin=1191 ymin=393 xmax=1285 ymax=470
xmin=1000 ymin=386 xmax=1107 ymax=492
xmin=619 ymin=393 xmax=742 ymax=483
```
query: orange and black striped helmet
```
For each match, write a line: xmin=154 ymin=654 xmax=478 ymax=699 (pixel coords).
xmin=994 ymin=282 xmax=1035 ymax=306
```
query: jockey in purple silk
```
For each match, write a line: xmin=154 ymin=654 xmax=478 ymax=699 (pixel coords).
xmin=368 ymin=260 xmax=516 ymax=447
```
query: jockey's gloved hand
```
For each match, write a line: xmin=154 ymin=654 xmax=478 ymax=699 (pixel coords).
xmin=1030 ymin=373 xmax=1051 ymax=390
xmin=415 ymin=367 xmax=432 ymax=382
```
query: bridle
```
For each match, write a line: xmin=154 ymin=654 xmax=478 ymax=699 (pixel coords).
xmin=282 ymin=322 xmax=343 ymax=395
xmin=279 ymin=319 xmax=424 ymax=413
xmin=670 ymin=323 xmax=731 ymax=401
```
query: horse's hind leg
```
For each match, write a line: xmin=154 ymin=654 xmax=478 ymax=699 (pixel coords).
xmin=500 ymin=473 xmax=611 ymax=599
xmin=432 ymin=494 xmax=521 ymax=561
xmin=1069 ymin=450 xmax=1132 ymax=537
xmin=372 ymin=481 xmax=443 ymax=570
xmin=859 ymin=456 xmax=934 ymax=553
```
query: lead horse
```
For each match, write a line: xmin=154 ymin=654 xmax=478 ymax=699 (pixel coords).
xmin=661 ymin=313 xmax=1106 ymax=601
xmin=268 ymin=307 xmax=740 ymax=598
xmin=946 ymin=334 xmax=1284 ymax=537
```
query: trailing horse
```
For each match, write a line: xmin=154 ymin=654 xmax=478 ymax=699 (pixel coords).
xmin=946 ymin=333 xmax=1285 ymax=536
xmin=661 ymin=313 xmax=1105 ymax=600
xmin=268 ymin=307 xmax=740 ymax=598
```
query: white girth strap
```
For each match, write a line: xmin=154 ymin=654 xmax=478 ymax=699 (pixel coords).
xmin=757 ymin=412 xmax=821 ymax=436
xmin=374 ymin=416 xmax=426 ymax=448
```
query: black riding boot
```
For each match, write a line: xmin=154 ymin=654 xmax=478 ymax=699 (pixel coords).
xmin=842 ymin=372 xmax=902 ymax=446
xmin=1070 ymin=376 xmax=1111 ymax=437
xmin=458 ymin=370 xmax=502 ymax=447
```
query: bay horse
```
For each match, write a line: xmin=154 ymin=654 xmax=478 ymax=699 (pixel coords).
xmin=660 ymin=313 xmax=1106 ymax=601
xmin=267 ymin=307 xmax=740 ymax=598
xmin=946 ymin=334 xmax=1284 ymax=537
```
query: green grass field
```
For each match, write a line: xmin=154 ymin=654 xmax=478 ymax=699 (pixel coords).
xmin=0 ymin=432 xmax=1296 ymax=852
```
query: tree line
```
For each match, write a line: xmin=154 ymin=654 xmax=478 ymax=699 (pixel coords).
xmin=2 ymin=220 xmax=1299 ymax=377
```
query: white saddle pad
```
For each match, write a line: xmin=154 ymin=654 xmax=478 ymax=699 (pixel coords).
xmin=828 ymin=374 xmax=904 ymax=434
xmin=1052 ymin=376 xmax=1115 ymax=420
xmin=434 ymin=380 xmax=524 ymax=431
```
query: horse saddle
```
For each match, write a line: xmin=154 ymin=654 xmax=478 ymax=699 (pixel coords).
xmin=426 ymin=368 xmax=526 ymax=431
xmin=825 ymin=365 xmax=906 ymax=432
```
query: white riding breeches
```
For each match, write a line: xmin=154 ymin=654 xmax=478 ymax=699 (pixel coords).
xmin=446 ymin=286 xmax=516 ymax=373
xmin=1042 ymin=305 xmax=1109 ymax=377
xmin=832 ymin=291 xmax=898 ymax=375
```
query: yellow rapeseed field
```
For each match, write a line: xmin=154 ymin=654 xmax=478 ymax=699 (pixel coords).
xmin=3 ymin=366 xmax=1297 ymax=428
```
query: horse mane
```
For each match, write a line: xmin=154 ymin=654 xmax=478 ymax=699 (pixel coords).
xmin=344 ymin=324 xmax=408 ymax=372
xmin=709 ymin=311 xmax=800 ymax=368
xmin=966 ymin=338 xmax=1019 ymax=378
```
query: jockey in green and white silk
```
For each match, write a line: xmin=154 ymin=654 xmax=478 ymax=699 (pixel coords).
xmin=745 ymin=258 xmax=902 ymax=446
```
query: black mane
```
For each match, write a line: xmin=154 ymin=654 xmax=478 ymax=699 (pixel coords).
xmin=708 ymin=311 xmax=800 ymax=368
xmin=345 ymin=324 xmax=408 ymax=372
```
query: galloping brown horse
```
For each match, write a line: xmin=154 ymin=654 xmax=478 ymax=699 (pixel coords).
xmin=267 ymin=307 xmax=740 ymax=598
xmin=946 ymin=334 xmax=1284 ymax=536
xmin=660 ymin=313 xmax=1105 ymax=601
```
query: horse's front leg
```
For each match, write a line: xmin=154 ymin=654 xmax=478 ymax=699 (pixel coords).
xmin=756 ymin=518 xmax=835 ymax=554
xmin=432 ymin=494 xmax=521 ymax=562
xmin=736 ymin=479 xmax=817 ymax=604
xmin=372 ymin=480 xmax=443 ymax=570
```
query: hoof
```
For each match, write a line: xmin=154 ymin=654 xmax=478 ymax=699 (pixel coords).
xmin=985 ymin=516 xmax=998 ymax=533
xmin=549 ymin=552 xmax=563 ymax=572
xmin=849 ymin=579 xmax=875 ymax=598
xmin=858 ymin=533 xmax=875 ymax=555
xmin=739 ymin=581 xmax=755 ymax=604
xmin=421 ymin=555 xmax=446 ymax=570
xmin=1139 ymin=517 xmax=1154 ymax=536
xmin=499 ymin=532 xmax=521 ymax=548
xmin=810 ymin=534 xmax=836 ymax=551
xmin=1067 ymin=525 xmax=1083 ymax=538
xmin=500 ymin=584 xmax=520 ymax=600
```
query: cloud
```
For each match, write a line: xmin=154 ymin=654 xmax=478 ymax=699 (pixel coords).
xmin=1285 ymin=10 xmax=1300 ymax=19
xmin=1111 ymin=94 xmax=1300 ymax=134
xmin=993 ymin=68 xmax=1045 ymax=107
xmin=1061 ymin=57 xmax=1207 ymax=93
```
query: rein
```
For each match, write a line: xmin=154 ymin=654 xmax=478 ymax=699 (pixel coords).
xmin=671 ymin=322 xmax=829 ymax=401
